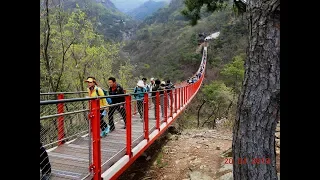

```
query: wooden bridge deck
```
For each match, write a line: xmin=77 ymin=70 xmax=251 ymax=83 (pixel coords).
xmin=47 ymin=105 xmax=172 ymax=180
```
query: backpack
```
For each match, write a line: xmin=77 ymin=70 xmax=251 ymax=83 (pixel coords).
xmin=145 ymin=85 xmax=150 ymax=92
xmin=134 ymin=86 xmax=146 ymax=100
xmin=96 ymin=87 xmax=112 ymax=104
xmin=151 ymin=85 xmax=159 ymax=97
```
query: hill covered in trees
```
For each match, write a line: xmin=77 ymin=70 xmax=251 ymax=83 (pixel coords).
xmin=121 ymin=0 xmax=247 ymax=82
xmin=40 ymin=0 xmax=248 ymax=128
xmin=110 ymin=0 xmax=171 ymax=13
xmin=59 ymin=0 xmax=139 ymax=41
xmin=119 ymin=0 xmax=248 ymax=129
xmin=127 ymin=0 xmax=168 ymax=21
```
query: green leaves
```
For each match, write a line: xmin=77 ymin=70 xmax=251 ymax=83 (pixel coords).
xmin=182 ymin=0 xmax=229 ymax=26
xmin=202 ymin=81 xmax=232 ymax=107
xmin=40 ymin=2 xmax=121 ymax=92
xmin=220 ymin=54 xmax=245 ymax=95
xmin=118 ymin=60 xmax=134 ymax=89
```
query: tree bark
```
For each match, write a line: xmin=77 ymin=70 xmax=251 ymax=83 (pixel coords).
xmin=232 ymin=0 xmax=280 ymax=179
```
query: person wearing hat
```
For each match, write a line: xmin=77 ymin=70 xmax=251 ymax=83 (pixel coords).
xmin=149 ymin=78 xmax=155 ymax=92
xmin=85 ymin=77 xmax=110 ymax=137
xmin=133 ymin=80 xmax=147 ymax=120
xmin=160 ymin=81 xmax=166 ymax=87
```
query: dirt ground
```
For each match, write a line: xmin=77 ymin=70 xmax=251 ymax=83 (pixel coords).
xmin=118 ymin=127 xmax=280 ymax=180
xmin=118 ymin=128 xmax=233 ymax=180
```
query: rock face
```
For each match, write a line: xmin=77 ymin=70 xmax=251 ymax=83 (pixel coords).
xmin=189 ymin=171 xmax=212 ymax=180
xmin=219 ymin=172 xmax=233 ymax=180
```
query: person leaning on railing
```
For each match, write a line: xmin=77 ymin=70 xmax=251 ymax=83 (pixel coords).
xmin=84 ymin=77 xmax=110 ymax=138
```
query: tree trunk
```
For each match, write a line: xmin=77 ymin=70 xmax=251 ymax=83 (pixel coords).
xmin=232 ymin=0 xmax=280 ymax=179
xmin=201 ymin=103 xmax=220 ymax=127
xmin=224 ymin=100 xmax=233 ymax=117
xmin=43 ymin=0 xmax=55 ymax=92
xmin=197 ymin=100 xmax=206 ymax=128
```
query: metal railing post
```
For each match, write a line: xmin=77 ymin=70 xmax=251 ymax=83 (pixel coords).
xmin=89 ymin=99 xmax=101 ymax=180
xmin=143 ymin=93 xmax=149 ymax=141
xmin=164 ymin=90 xmax=168 ymax=122
xmin=57 ymin=94 xmax=65 ymax=145
xmin=174 ymin=89 xmax=177 ymax=113
xmin=156 ymin=92 xmax=160 ymax=130
xmin=125 ymin=95 xmax=132 ymax=158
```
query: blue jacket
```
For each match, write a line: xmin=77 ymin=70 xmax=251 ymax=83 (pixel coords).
xmin=134 ymin=86 xmax=147 ymax=101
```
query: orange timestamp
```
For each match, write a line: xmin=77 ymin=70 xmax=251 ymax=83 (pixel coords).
xmin=225 ymin=157 xmax=271 ymax=164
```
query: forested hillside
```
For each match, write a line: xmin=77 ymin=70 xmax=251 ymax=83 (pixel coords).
xmin=120 ymin=0 xmax=247 ymax=128
xmin=58 ymin=0 xmax=138 ymax=41
xmin=40 ymin=0 xmax=137 ymax=93
xmin=40 ymin=0 xmax=247 ymax=128
xmin=122 ymin=0 xmax=247 ymax=83
xmin=127 ymin=0 xmax=168 ymax=20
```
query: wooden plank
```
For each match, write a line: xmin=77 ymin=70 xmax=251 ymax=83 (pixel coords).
xmin=67 ymin=143 xmax=118 ymax=153
xmin=50 ymin=164 xmax=89 ymax=179
xmin=100 ymin=147 xmax=126 ymax=163
xmin=49 ymin=156 xmax=88 ymax=168
xmin=49 ymin=174 xmax=77 ymax=180
xmin=69 ymin=138 xmax=127 ymax=153
xmin=48 ymin=152 xmax=89 ymax=163
xmin=52 ymin=150 xmax=89 ymax=159
xmin=48 ymin=175 xmax=73 ymax=180
xmin=53 ymin=144 xmax=90 ymax=154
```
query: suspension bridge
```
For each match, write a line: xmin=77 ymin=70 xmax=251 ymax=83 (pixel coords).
xmin=40 ymin=45 xmax=208 ymax=180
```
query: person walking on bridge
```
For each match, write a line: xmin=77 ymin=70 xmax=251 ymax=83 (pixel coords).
xmin=147 ymin=77 xmax=156 ymax=108
xmin=85 ymin=77 xmax=110 ymax=137
xmin=142 ymin=77 xmax=150 ymax=92
xmin=133 ymin=80 xmax=147 ymax=120
xmin=149 ymin=78 xmax=156 ymax=92
xmin=152 ymin=79 xmax=164 ymax=118
xmin=165 ymin=80 xmax=175 ymax=107
xmin=108 ymin=77 xmax=127 ymax=130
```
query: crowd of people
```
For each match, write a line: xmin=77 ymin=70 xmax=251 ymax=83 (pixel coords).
xmin=84 ymin=76 xmax=175 ymax=138
xmin=187 ymin=49 xmax=207 ymax=84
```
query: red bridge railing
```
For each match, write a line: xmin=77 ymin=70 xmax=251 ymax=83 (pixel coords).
xmin=40 ymin=47 xmax=207 ymax=180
